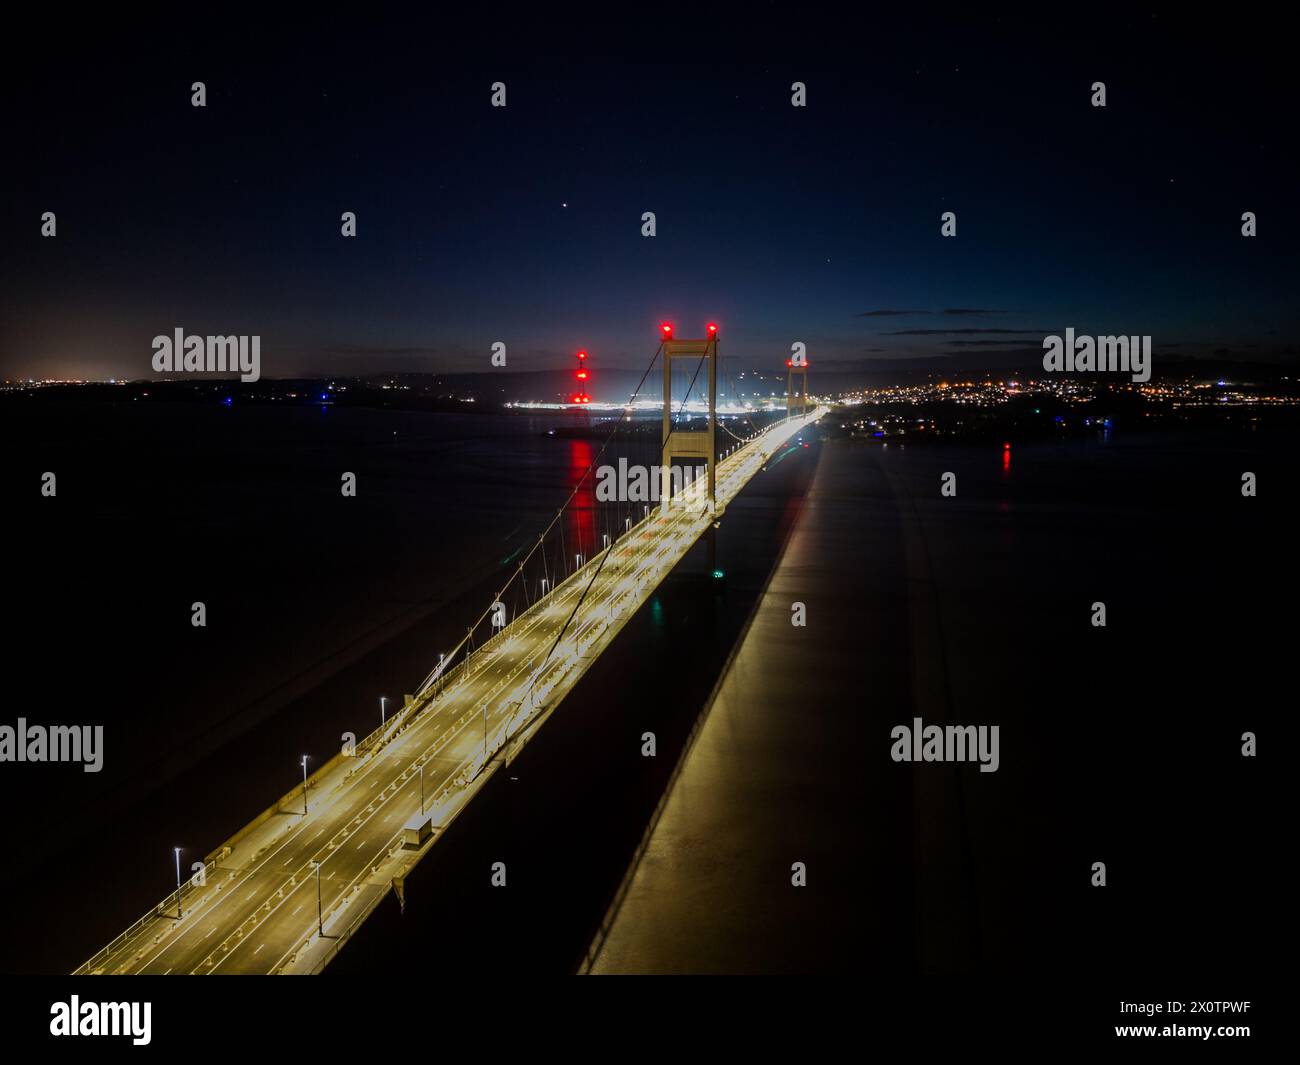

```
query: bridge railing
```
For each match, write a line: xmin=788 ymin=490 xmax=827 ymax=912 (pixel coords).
xmin=73 ymin=852 xmax=224 ymax=975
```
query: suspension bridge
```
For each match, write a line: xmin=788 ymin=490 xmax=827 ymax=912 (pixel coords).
xmin=75 ymin=326 xmax=823 ymax=975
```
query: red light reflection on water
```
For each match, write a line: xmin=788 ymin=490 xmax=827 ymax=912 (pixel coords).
xmin=568 ymin=438 xmax=596 ymax=558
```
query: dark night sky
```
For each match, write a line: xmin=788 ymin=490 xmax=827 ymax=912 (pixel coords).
xmin=4 ymin=11 xmax=1297 ymax=383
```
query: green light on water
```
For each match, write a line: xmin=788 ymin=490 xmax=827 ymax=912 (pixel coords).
xmin=712 ymin=569 xmax=725 ymax=579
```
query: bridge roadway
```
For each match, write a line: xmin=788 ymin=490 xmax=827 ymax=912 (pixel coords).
xmin=77 ymin=408 xmax=825 ymax=975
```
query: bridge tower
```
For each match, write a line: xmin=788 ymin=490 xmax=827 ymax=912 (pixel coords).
xmin=659 ymin=321 xmax=719 ymax=511
xmin=572 ymin=348 xmax=591 ymax=405
xmin=786 ymin=351 xmax=809 ymax=417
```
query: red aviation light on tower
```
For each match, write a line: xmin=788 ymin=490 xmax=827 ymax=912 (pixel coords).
xmin=660 ymin=322 xmax=674 ymax=341
xmin=706 ymin=322 xmax=718 ymax=338
xmin=573 ymin=348 xmax=591 ymax=405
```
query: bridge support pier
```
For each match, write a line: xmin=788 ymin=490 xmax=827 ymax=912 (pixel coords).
xmin=786 ymin=356 xmax=809 ymax=418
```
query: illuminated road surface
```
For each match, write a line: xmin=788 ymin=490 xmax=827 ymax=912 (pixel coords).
xmin=77 ymin=409 xmax=825 ymax=975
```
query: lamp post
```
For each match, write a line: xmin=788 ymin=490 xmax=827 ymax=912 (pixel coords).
xmin=300 ymin=755 xmax=309 ymax=815
xmin=380 ymin=696 xmax=387 ymax=726
xmin=173 ymin=847 xmax=182 ymax=920
xmin=419 ymin=762 xmax=425 ymax=815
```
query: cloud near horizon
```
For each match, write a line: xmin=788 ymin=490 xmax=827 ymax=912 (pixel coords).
xmin=883 ymin=328 xmax=1047 ymax=336
xmin=857 ymin=308 xmax=1010 ymax=319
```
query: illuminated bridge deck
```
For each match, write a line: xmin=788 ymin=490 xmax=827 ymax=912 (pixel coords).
xmin=76 ymin=407 xmax=826 ymax=975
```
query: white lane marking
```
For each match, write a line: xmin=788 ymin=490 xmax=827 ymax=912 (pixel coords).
xmin=205 ymin=927 xmax=215 ymax=938
xmin=254 ymin=943 xmax=265 ymax=955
